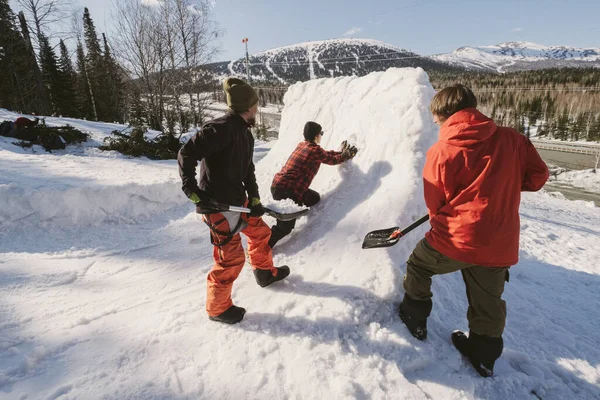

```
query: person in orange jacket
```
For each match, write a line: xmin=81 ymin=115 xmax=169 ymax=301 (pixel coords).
xmin=178 ymin=78 xmax=290 ymax=325
xmin=398 ymin=84 xmax=549 ymax=377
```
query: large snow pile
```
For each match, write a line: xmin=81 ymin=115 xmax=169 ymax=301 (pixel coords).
xmin=258 ymin=68 xmax=436 ymax=264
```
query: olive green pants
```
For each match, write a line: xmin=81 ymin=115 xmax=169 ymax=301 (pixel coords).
xmin=403 ymin=238 xmax=509 ymax=338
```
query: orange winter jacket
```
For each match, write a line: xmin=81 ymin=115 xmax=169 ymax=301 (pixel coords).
xmin=423 ymin=108 xmax=549 ymax=267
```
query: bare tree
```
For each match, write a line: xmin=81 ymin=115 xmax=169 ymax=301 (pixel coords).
xmin=111 ymin=0 xmax=220 ymax=133
xmin=14 ymin=0 xmax=72 ymax=46
xmin=172 ymin=0 xmax=221 ymax=128
xmin=112 ymin=0 xmax=162 ymax=129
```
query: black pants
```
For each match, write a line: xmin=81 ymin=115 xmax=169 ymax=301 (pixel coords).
xmin=268 ymin=187 xmax=320 ymax=248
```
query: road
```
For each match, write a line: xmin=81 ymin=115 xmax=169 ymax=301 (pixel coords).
xmin=532 ymin=140 xmax=599 ymax=170
xmin=536 ymin=148 xmax=599 ymax=170
xmin=529 ymin=141 xmax=600 ymax=205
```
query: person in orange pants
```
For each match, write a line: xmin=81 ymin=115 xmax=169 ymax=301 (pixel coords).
xmin=178 ymin=77 xmax=290 ymax=324
xmin=202 ymin=211 xmax=282 ymax=317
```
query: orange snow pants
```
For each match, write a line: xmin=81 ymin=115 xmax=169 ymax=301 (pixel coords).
xmin=202 ymin=212 xmax=276 ymax=316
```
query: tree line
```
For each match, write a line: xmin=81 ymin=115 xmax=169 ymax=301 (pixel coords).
xmin=0 ymin=0 xmax=219 ymax=136
xmin=430 ymin=68 xmax=600 ymax=142
xmin=2 ymin=1 xmax=599 ymax=143
xmin=0 ymin=0 xmax=124 ymax=122
xmin=223 ymin=68 xmax=600 ymax=143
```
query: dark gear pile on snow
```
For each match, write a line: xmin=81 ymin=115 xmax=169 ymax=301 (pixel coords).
xmin=1 ymin=119 xmax=89 ymax=151
xmin=100 ymin=126 xmax=182 ymax=160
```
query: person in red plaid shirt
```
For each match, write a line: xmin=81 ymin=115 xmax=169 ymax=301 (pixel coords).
xmin=268 ymin=121 xmax=357 ymax=248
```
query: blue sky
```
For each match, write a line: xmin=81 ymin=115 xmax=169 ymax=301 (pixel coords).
xmin=41 ymin=0 xmax=600 ymax=61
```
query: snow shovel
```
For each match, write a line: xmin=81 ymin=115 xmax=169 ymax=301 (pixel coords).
xmin=203 ymin=203 xmax=251 ymax=214
xmin=362 ymin=214 xmax=430 ymax=249
xmin=205 ymin=202 xmax=308 ymax=221
xmin=264 ymin=207 xmax=309 ymax=221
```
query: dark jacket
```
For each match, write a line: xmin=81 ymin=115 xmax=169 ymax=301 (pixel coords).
xmin=424 ymin=108 xmax=549 ymax=267
xmin=178 ymin=112 xmax=259 ymax=212
xmin=272 ymin=141 xmax=346 ymax=200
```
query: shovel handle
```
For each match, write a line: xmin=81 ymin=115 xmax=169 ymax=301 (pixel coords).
xmin=390 ymin=230 xmax=403 ymax=239
xmin=401 ymin=214 xmax=430 ymax=236
xmin=228 ymin=205 xmax=251 ymax=213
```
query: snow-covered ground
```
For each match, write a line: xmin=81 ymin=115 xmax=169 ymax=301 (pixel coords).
xmin=1 ymin=69 xmax=600 ymax=400
xmin=549 ymin=166 xmax=600 ymax=193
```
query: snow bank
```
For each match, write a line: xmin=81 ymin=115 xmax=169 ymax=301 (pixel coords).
xmin=256 ymin=67 xmax=437 ymax=292
xmin=0 ymin=108 xmax=162 ymax=146
xmin=0 ymin=144 xmax=188 ymax=231
xmin=0 ymin=181 xmax=186 ymax=231
xmin=550 ymin=167 xmax=600 ymax=193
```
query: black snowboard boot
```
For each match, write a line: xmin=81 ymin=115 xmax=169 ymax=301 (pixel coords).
xmin=268 ymin=219 xmax=296 ymax=248
xmin=253 ymin=266 xmax=290 ymax=288
xmin=209 ymin=305 xmax=246 ymax=324
xmin=452 ymin=330 xmax=503 ymax=377
xmin=398 ymin=293 xmax=432 ymax=341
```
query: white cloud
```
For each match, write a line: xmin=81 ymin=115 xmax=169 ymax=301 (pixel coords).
xmin=343 ymin=27 xmax=363 ymax=37
xmin=141 ymin=0 xmax=162 ymax=6
xmin=188 ymin=4 xmax=202 ymax=15
xmin=512 ymin=28 xmax=523 ymax=32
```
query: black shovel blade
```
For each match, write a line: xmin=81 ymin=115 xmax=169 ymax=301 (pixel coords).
xmin=362 ymin=227 xmax=401 ymax=249
xmin=264 ymin=207 xmax=310 ymax=221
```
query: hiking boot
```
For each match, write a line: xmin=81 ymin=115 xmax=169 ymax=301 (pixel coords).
xmin=398 ymin=293 xmax=432 ymax=341
xmin=253 ymin=266 xmax=290 ymax=288
xmin=452 ymin=330 xmax=500 ymax=377
xmin=398 ymin=302 xmax=428 ymax=340
xmin=209 ymin=305 xmax=246 ymax=324
xmin=268 ymin=220 xmax=296 ymax=248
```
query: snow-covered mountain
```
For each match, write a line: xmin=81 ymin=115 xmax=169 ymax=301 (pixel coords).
xmin=207 ymin=38 xmax=460 ymax=84
xmin=432 ymin=41 xmax=600 ymax=72
xmin=206 ymin=40 xmax=600 ymax=82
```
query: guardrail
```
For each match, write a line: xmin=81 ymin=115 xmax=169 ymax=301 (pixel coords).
xmin=534 ymin=143 xmax=599 ymax=155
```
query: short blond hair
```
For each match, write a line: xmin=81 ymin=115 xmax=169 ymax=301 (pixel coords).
xmin=430 ymin=84 xmax=477 ymax=120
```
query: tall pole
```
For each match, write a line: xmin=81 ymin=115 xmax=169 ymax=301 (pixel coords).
xmin=242 ymin=38 xmax=250 ymax=82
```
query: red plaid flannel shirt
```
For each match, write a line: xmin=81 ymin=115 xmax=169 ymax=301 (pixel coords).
xmin=272 ymin=141 xmax=346 ymax=199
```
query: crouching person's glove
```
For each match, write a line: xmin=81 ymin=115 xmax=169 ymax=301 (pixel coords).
xmin=342 ymin=145 xmax=358 ymax=160
xmin=340 ymin=140 xmax=358 ymax=160
xmin=340 ymin=140 xmax=350 ymax=153
xmin=249 ymin=197 xmax=265 ymax=217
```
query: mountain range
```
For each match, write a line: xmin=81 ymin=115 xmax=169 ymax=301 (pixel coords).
xmin=206 ymin=39 xmax=600 ymax=84
xmin=432 ymin=41 xmax=600 ymax=72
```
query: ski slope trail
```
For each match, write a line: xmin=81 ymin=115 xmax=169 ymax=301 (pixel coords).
xmin=1 ymin=70 xmax=600 ymax=399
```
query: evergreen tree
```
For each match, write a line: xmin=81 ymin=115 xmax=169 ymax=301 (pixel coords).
xmin=75 ymin=39 xmax=95 ymax=119
xmin=571 ymin=113 xmax=586 ymax=142
xmin=102 ymin=33 xmax=124 ymax=123
xmin=0 ymin=0 xmax=41 ymax=112
xmin=593 ymin=114 xmax=600 ymax=142
xmin=38 ymin=32 xmax=60 ymax=113
xmin=555 ymin=109 xmax=570 ymax=141
xmin=82 ymin=7 xmax=104 ymax=120
xmin=83 ymin=8 xmax=102 ymax=61
xmin=56 ymin=39 xmax=78 ymax=116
